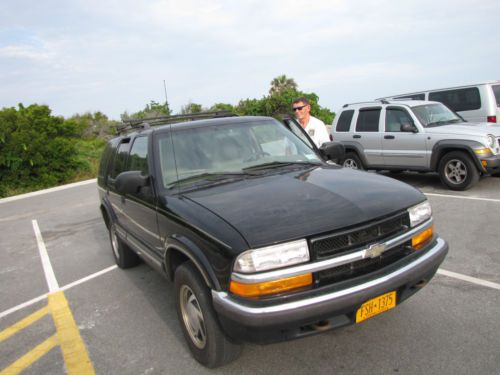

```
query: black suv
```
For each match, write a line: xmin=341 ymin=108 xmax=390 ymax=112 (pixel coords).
xmin=97 ymin=113 xmax=448 ymax=368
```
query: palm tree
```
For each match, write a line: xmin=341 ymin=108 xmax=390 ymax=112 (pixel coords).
xmin=269 ymin=75 xmax=298 ymax=95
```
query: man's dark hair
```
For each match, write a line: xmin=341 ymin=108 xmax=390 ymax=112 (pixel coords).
xmin=292 ymin=97 xmax=310 ymax=106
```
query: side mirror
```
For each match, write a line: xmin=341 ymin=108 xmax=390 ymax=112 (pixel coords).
xmin=401 ymin=123 xmax=418 ymax=133
xmin=115 ymin=171 xmax=150 ymax=195
xmin=319 ymin=142 xmax=345 ymax=164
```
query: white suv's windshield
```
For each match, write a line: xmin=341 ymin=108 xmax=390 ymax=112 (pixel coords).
xmin=157 ymin=119 xmax=321 ymax=189
xmin=411 ymin=103 xmax=463 ymax=127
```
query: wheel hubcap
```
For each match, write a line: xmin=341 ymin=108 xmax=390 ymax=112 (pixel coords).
xmin=445 ymin=159 xmax=467 ymax=184
xmin=344 ymin=159 xmax=358 ymax=169
xmin=180 ymin=285 xmax=207 ymax=349
xmin=110 ymin=226 xmax=120 ymax=259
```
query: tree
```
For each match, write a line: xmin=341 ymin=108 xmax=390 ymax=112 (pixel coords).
xmin=181 ymin=102 xmax=204 ymax=114
xmin=208 ymin=103 xmax=235 ymax=113
xmin=122 ymin=100 xmax=171 ymax=121
xmin=66 ymin=111 xmax=117 ymax=139
xmin=269 ymin=75 xmax=298 ymax=96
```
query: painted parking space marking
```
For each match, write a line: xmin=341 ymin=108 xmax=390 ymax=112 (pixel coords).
xmin=437 ymin=269 xmax=500 ymax=291
xmin=0 ymin=334 xmax=59 ymax=375
xmin=0 ymin=220 xmax=96 ymax=375
xmin=425 ymin=192 xmax=500 ymax=203
xmin=0 ymin=306 xmax=49 ymax=343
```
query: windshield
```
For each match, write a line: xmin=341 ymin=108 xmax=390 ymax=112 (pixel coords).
xmin=156 ymin=119 xmax=321 ymax=189
xmin=411 ymin=103 xmax=463 ymax=127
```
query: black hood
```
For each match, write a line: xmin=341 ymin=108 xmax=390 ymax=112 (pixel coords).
xmin=183 ymin=166 xmax=425 ymax=248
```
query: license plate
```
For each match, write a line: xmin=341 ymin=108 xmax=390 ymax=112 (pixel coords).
xmin=356 ymin=291 xmax=396 ymax=323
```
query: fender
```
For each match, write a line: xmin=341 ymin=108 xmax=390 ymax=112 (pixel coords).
xmin=342 ymin=141 xmax=370 ymax=166
xmin=431 ymin=140 xmax=485 ymax=171
xmin=164 ymin=235 xmax=222 ymax=291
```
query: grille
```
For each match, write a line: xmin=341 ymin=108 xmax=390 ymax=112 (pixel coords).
xmin=311 ymin=212 xmax=410 ymax=260
xmin=316 ymin=242 xmax=412 ymax=286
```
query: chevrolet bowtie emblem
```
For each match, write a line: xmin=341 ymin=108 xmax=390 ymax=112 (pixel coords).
xmin=365 ymin=243 xmax=386 ymax=258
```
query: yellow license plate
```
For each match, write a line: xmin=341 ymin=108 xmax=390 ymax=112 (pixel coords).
xmin=356 ymin=291 xmax=396 ymax=323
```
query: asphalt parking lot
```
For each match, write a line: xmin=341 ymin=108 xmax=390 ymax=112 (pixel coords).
xmin=1 ymin=173 xmax=499 ymax=374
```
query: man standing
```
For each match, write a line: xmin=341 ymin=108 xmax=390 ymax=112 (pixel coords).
xmin=292 ymin=97 xmax=330 ymax=148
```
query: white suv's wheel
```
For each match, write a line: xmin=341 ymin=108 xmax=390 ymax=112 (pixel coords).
xmin=343 ymin=152 xmax=364 ymax=170
xmin=438 ymin=151 xmax=479 ymax=190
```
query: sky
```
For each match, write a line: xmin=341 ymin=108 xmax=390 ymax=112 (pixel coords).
xmin=0 ymin=0 xmax=499 ymax=121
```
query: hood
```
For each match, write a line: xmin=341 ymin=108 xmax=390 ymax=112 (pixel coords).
xmin=425 ymin=122 xmax=500 ymax=137
xmin=182 ymin=166 xmax=425 ymax=248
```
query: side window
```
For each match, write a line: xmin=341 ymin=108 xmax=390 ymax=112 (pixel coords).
xmin=395 ymin=94 xmax=425 ymax=100
xmin=355 ymin=108 xmax=381 ymax=132
xmin=110 ymin=140 xmax=130 ymax=179
xmin=128 ymin=136 xmax=149 ymax=175
xmin=429 ymin=88 xmax=481 ymax=112
xmin=385 ymin=108 xmax=414 ymax=132
xmin=98 ymin=139 xmax=119 ymax=180
xmin=336 ymin=110 xmax=354 ymax=132
xmin=157 ymin=133 xmax=177 ymax=189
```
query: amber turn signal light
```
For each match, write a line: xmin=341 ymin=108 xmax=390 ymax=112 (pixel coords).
xmin=230 ymin=273 xmax=313 ymax=298
xmin=412 ymin=226 xmax=433 ymax=250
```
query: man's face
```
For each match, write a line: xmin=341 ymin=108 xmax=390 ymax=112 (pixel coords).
xmin=293 ymin=101 xmax=310 ymax=120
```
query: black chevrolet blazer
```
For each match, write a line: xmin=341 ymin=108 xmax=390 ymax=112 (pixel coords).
xmin=97 ymin=115 xmax=448 ymax=368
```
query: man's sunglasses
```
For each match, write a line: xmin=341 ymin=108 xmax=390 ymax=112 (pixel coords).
xmin=292 ymin=105 xmax=307 ymax=111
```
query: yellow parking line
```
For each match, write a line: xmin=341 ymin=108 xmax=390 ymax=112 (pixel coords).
xmin=0 ymin=334 xmax=58 ymax=375
xmin=0 ymin=306 xmax=49 ymax=343
xmin=48 ymin=291 xmax=95 ymax=375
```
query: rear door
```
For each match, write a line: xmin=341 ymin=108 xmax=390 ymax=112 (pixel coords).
xmin=381 ymin=106 xmax=428 ymax=168
xmin=352 ymin=107 xmax=384 ymax=166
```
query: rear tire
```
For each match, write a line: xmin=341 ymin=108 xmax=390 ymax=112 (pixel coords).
xmin=175 ymin=262 xmax=241 ymax=368
xmin=438 ymin=151 xmax=479 ymax=190
xmin=109 ymin=222 xmax=140 ymax=268
xmin=343 ymin=152 xmax=365 ymax=170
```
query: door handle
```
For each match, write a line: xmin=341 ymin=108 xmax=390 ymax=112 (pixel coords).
xmin=353 ymin=135 xmax=361 ymax=139
xmin=384 ymin=135 xmax=395 ymax=139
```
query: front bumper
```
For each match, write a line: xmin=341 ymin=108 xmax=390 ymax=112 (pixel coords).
xmin=480 ymin=154 xmax=500 ymax=174
xmin=212 ymin=237 xmax=448 ymax=343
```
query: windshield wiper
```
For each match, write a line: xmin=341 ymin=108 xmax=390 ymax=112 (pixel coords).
xmin=426 ymin=120 xmax=457 ymax=127
xmin=242 ymin=161 xmax=321 ymax=172
xmin=170 ymin=172 xmax=248 ymax=187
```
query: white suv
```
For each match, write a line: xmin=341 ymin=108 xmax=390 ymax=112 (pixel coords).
xmin=332 ymin=100 xmax=500 ymax=190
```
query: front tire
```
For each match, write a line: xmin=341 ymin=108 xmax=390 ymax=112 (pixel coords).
xmin=343 ymin=152 xmax=365 ymax=170
xmin=175 ymin=262 xmax=241 ymax=368
xmin=438 ymin=151 xmax=479 ymax=190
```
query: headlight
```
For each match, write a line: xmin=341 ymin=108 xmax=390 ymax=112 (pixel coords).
xmin=233 ymin=239 xmax=310 ymax=273
xmin=487 ymin=134 xmax=496 ymax=149
xmin=408 ymin=201 xmax=432 ymax=227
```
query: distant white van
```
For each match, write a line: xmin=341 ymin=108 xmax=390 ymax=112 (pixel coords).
xmin=378 ymin=81 xmax=500 ymax=124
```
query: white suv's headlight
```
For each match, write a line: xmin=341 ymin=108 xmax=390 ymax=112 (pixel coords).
xmin=487 ymin=134 xmax=496 ymax=149
xmin=408 ymin=201 xmax=432 ymax=227
xmin=233 ymin=239 xmax=309 ymax=273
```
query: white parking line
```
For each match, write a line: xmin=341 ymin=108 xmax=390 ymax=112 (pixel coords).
xmin=0 ymin=266 xmax=118 ymax=319
xmin=32 ymin=220 xmax=60 ymax=293
xmin=0 ymin=179 xmax=96 ymax=205
xmin=437 ymin=269 xmax=500 ymax=290
xmin=425 ymin=192 xmax=500 ymax=203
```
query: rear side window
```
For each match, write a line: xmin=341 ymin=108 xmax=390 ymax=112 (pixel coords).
xmin=110 ymin=140 xmax=130 ymax=179
xmin=355 ymin=108 xmax=381 ymax=132
xmin=429 ymin=88 xmax=481 ymax=112
xmin=395 ymin=94 xmax=425 ymax=100
xmin=492 ymin=85 xmax=500 ymax=107
xmin=98 ymin=139 xmax=119 ymax=180
xmin=336 ymin=110 xmax=354 ymax=132
xmin=128 ymin=136 xmax=149 ymax=175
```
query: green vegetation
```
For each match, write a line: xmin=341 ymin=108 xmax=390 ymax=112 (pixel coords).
xmin=0 ymin=75 xmax=335 ymax=198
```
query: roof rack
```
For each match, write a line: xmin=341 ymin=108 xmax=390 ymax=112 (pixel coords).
xmin=117 ymin=111 xmax=237 ymax=134
xmin=342 ymin=99 xmax=393 ymax=108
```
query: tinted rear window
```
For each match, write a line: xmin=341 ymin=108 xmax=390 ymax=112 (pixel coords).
xmin=492 ymin=85 xmax=500 ymax=107
xmin=336 ymin=110 xmax=354 ymax=132
xmin=429 ymin=88 xmax=481 ymax=112
xmin=355 ymin=108 xmax=381 ymax=132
